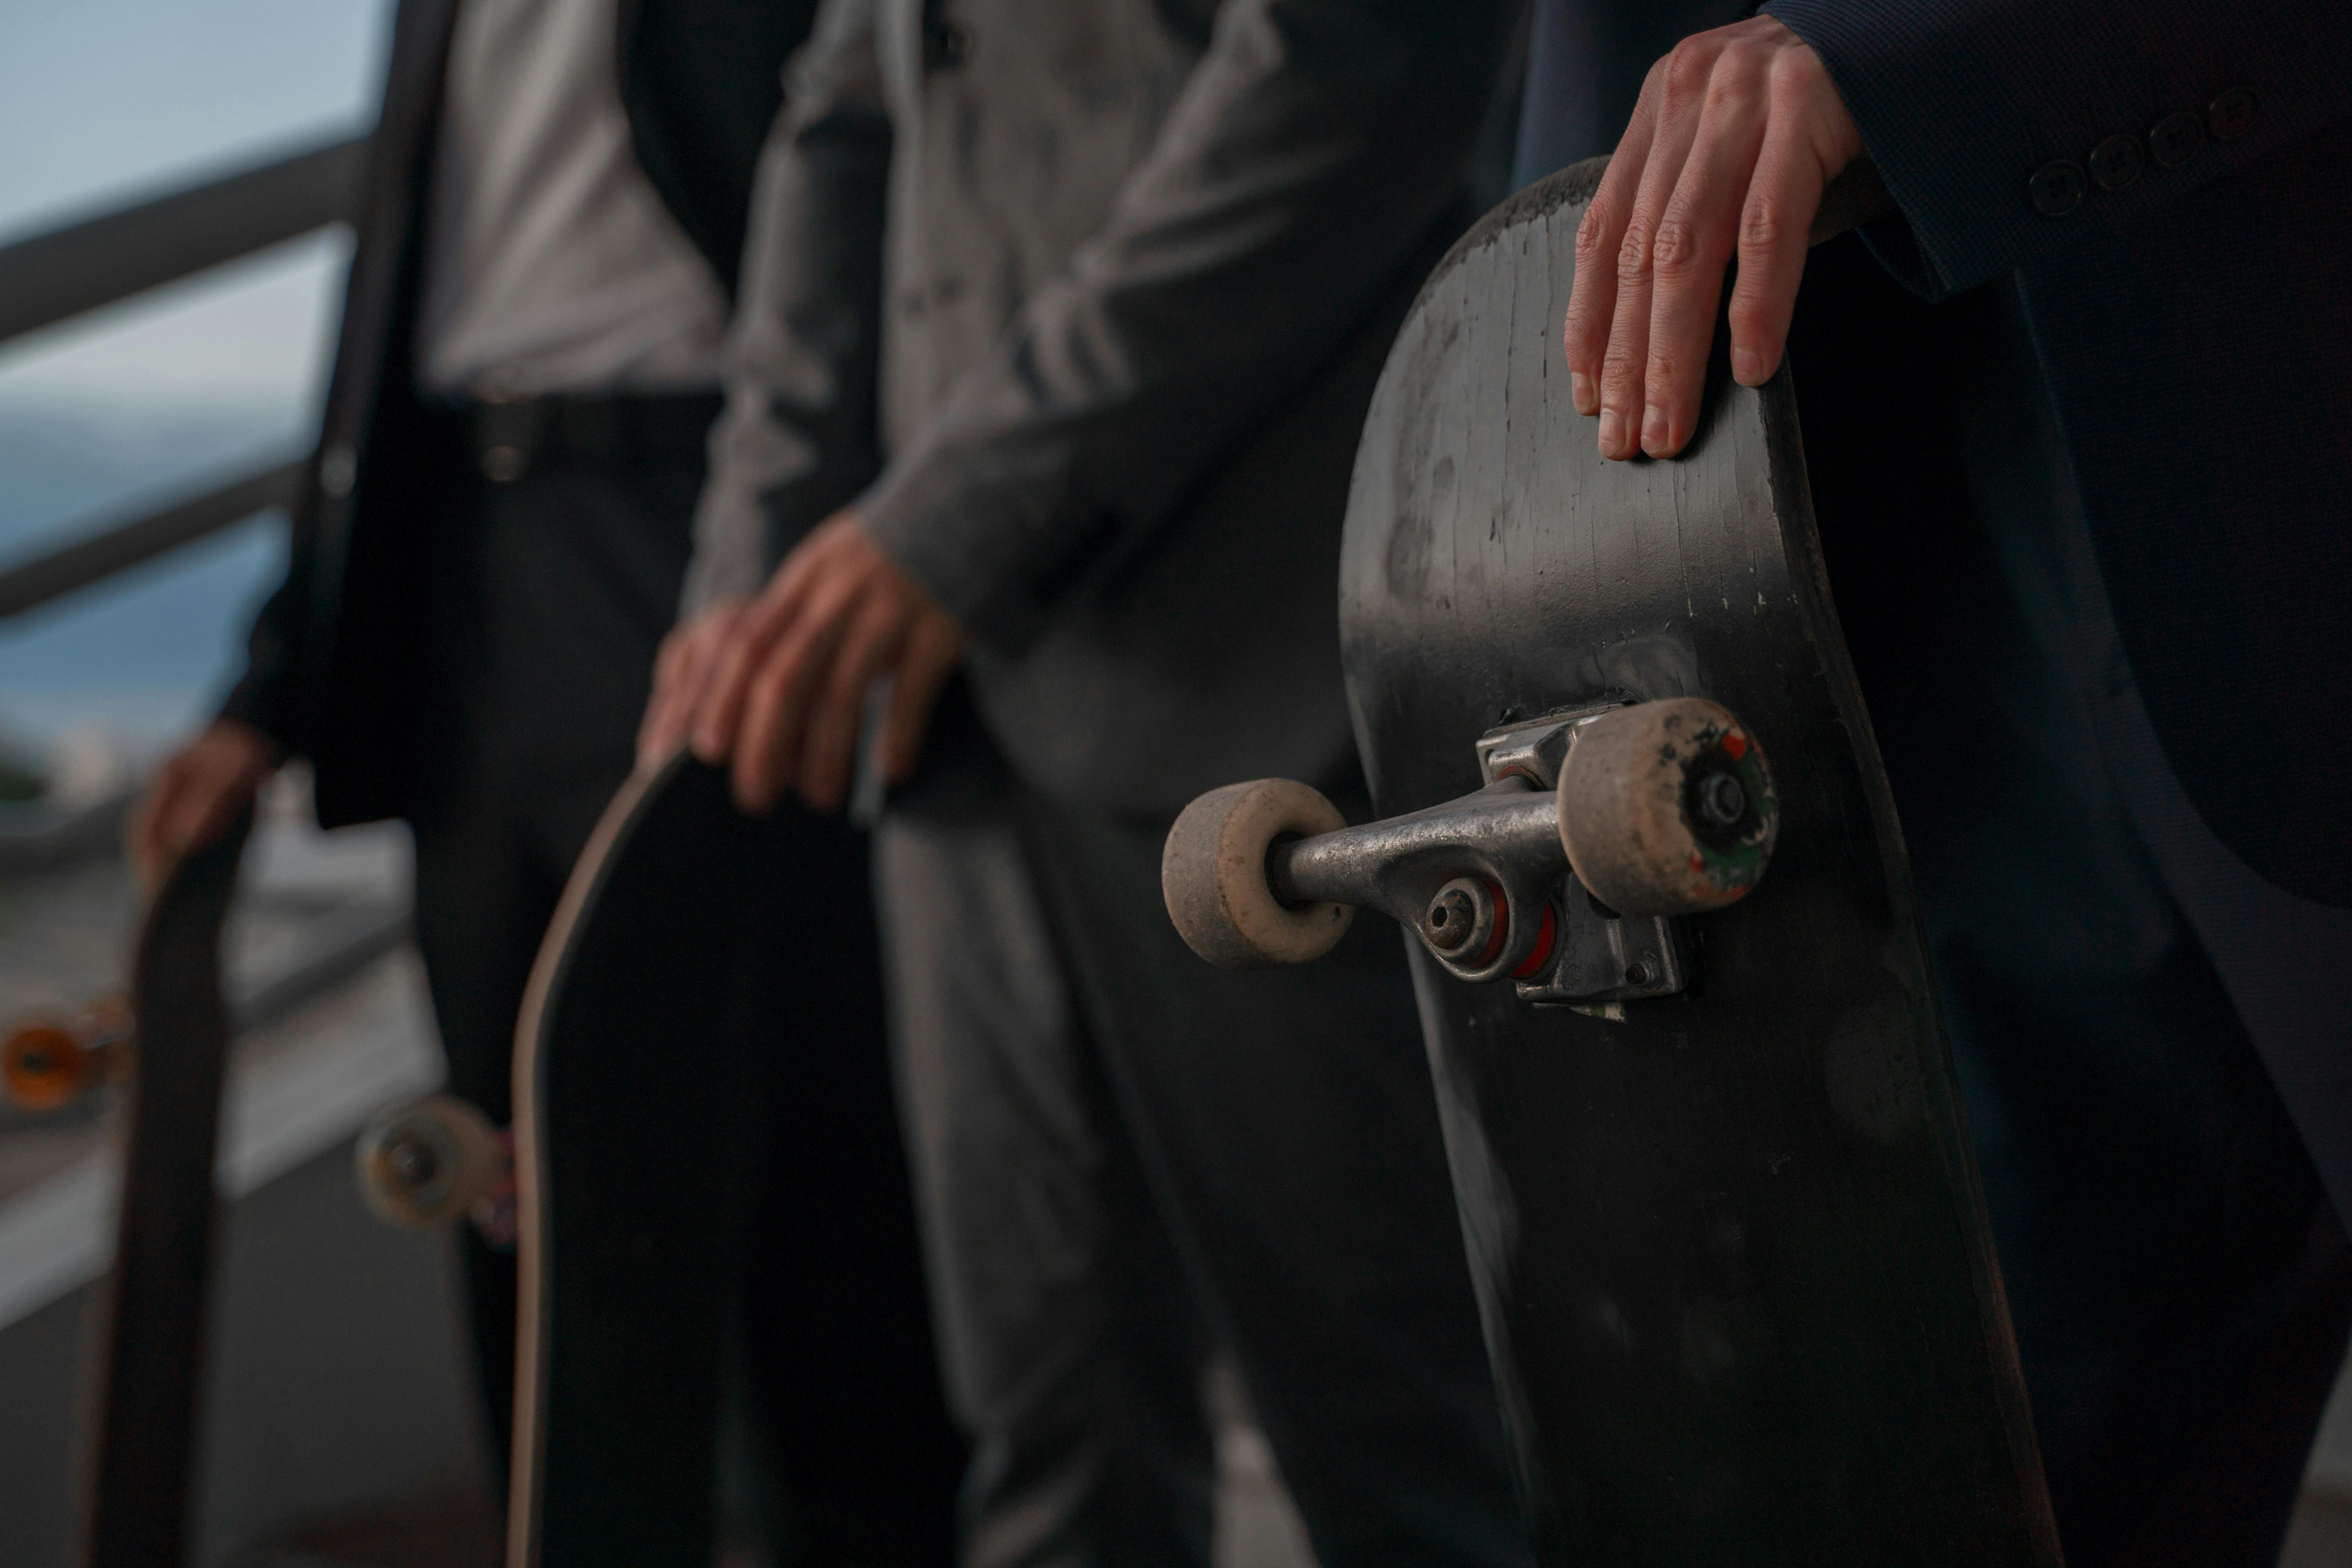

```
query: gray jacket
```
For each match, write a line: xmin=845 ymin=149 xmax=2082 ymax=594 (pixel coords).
xmin=687 ymin=0 xmax=1520 ymax=815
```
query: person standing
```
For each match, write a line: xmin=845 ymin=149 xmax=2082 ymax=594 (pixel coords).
xmin=641 ymin=0 xmax=1539 ymax=1562
xmin=1522 ymin=3 xmax=2352 ymax=1561
xmin=130 ymin=1 xmax=961 ymax=1556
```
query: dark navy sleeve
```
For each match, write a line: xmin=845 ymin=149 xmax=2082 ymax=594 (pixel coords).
xmin=1762 ymin=0 xmax=2352 ymax=299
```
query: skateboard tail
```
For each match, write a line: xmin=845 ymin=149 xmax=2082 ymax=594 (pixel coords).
xmin=80 ymin=806 xmax=250 ymax=1568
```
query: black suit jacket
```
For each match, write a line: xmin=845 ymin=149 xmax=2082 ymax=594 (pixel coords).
xmin=1519 ymin=0 xmax=2352 ymax=907
xmin=223 ymin=0 xmax=814 ymax=828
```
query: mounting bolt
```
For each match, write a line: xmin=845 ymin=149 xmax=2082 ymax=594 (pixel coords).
xmin=1624 ymin=960 xmax=1654 ymax=987
xmin=1697 ymin=771 xmax=1748 ymax=829
xmin=1425 ymin=886 xmax=1478 ymax=952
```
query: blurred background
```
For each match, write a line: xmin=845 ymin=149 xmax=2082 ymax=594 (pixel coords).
xmin=0 ymin=5 xmax=498 ymax=1564
xmin=0 ymin=0 xmax=376 ymax=759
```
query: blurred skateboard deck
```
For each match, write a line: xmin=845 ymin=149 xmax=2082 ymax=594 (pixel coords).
xmin=1332 ymin=161 xmax=2059 ymax=1561
xmin=505 ymin=751 xmax=954 ymax=1566
xmin=83 ymin=805 xmax=252 ymax=1568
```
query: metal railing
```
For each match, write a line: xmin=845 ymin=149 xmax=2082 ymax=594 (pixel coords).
xmin=0 ymin=461 xmax=306 ymax=620
xmin=0 ymin=133 xmax=368 ymax=623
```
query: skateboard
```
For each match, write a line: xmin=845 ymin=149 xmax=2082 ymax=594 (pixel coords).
xmin=72 ymin=804 xmax=254 ymax=1568
xmin=1163 ymin=159 xmax=2059 ymax=1563
xmin=504 ymin=750 xmax=956 ymax=1567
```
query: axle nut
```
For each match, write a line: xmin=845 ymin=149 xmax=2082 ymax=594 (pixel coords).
xmin=1696 ymin=771 xmax=1748 ymax=830
xmin=386 ymin=1136 xmax=440 ymax=1189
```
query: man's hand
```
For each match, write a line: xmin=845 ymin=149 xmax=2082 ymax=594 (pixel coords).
xmin=676 ymin=511 xmax=966 ymax=815
xmin=639 ymin=597 xmax=749 ymax=770
xmin=128 ymin=719 xmax=277 ymax=891
xmin=1564 ymin=16 xmax=1860 ymax=461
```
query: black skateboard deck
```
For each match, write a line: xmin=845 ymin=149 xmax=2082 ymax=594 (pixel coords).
xmin=1341 ymin=163 xmax=2055 ymax=1563
xmin=506 ymin=751 xmax=955 ymax=1566
xmin=1163 ymin=161 xmax=2059 ymax=1562
xmin=82 ymin=804 xmax=252 ymax=1568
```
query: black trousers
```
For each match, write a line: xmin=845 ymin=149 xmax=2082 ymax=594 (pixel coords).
xmin=407 ymin=399 xmax=710 ymax=1472
xmin=403 ymin=396 xmax=958 ymax=1560
xmin=874 ymin=720 xmax=1533 ymax=1568
xmin=1796 ymin=251 xmax=2352 ymax=1568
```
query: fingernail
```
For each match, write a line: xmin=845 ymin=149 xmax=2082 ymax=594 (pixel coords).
xmin=1570 ymin=372 xmax=1595 ymax=414
xmin=1731 ymin=347 xmax=1764 ymax=385
xmin=1640 ymin=405 xmax=1669 ymax=456
xmin=1597 ymin=408 xmax=1626 ymax=456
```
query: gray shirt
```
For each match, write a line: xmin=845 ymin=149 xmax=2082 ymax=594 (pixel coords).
xmin=689 ymin=0 xmax=1519 ymax=812
xmin=415 ymin=0 xmax=728 ymax=399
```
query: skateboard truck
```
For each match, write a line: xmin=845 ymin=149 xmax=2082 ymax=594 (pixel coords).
xmin=1162 ymin=698 xmax=1777 ymax=1005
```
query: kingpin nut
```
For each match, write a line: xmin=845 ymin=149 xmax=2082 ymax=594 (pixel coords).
xmin=1425 ymin=886 xmax=1479 ymax=951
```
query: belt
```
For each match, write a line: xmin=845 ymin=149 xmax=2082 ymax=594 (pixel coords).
xmin=443 ymin=388 xmax=725 ymax=485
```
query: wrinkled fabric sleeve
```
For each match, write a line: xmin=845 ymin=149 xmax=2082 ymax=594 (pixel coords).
xmin=682 ymin=0 xmax=892 ymax=613
xmin=1762 ymin=0 xmax=2352 ymax=301
xmin=856 ymin=0 xmax=1521 ymax=653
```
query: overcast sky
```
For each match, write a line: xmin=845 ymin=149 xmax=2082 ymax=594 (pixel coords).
xmin=0 ymin=0 xmax=391 ymax=235
xmin=0 ymin=0 xmax=394 ymax=407
xmin=0 ymin=1 xmax=398 ymax=741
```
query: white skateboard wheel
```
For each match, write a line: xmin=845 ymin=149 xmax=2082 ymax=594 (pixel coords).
xmin=356 ymin=1093 xmax=505 ymax=1230
xmin=1163 ymin=779 xmax=1354 ymax=968
xmin=1558 ymin=699 xmax=1778 ymax=917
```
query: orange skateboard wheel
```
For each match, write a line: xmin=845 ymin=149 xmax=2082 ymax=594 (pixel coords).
xmin=5 ymin=1021 xmax=95 ymax=1111
xmin=3 ymin=999 xmax=131 ymax=1111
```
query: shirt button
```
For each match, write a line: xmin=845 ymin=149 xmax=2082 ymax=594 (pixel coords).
xmin=2087 ymin=134 xmax=2143 ymax=191
xmin=2029 ymin=160 xmax=2087 ymax=218
xmin=2208 ymin=87 xmax=2258 ymax=142
xmin=2148 ymin=111 xmax=2204 ymax=169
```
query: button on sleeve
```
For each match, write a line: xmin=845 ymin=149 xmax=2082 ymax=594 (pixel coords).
xmin=2029 ymin=160 xmax=2087 ymax=217
xmin=2148 ymin=110 xmax=2204 ymax=168
xmin=2208 ymin=87 xmax=2258 ymax=141
xmin=2088 ymin=134 xmax=2143 ymax=190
